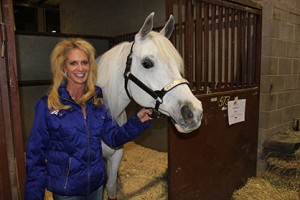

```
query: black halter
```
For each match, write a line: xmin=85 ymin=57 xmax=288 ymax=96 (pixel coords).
xmin=123 ymin=42 xmax=190 ymax=118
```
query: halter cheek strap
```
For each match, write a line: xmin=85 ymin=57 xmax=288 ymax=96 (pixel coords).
xmin=123 ymin=42 xmax=190 ymax=118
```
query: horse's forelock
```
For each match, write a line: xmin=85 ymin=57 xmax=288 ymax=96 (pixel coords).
xmin=149 ymin=31 xmax=185 ymax=76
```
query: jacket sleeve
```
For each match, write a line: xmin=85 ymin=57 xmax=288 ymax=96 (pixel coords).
xmin=100 ymin=108 xmax=152 ymax=147
xmin=25 ymin=98 xmax=50 ymax=200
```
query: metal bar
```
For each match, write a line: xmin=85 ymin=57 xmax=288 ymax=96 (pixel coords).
xmin=218 ymin=5 xmax=223 ymax=91
xmin=236 ymin=11 xmax=241 ymax=87
xmin=224 ymin=7 xmax=229 ymax=89
xmin=211 ymin=4 xmax=216 ymax=93
xmin=247 ymin=13 xmax=252 ymax=86
xmin=195 ymin=1 xmax=202 ymax=94
xmin=203 ymin=2 xmax=209 ymax=94
xmin=241 ymin=11 xmax=246 ymax=87
xmin=252 ymin=15 xmax=257 ymax=85
xmin=230 ymin=9 xmax=235 ymax=87
xmin=178 ymin=0 xmax=183 ymax=55
xmin=184 ymin=0 xmax=193 ymax=84
xmin=189 ymin=0 xmax=194 ymax=89
xmin=166 ymin=0 xmax=175 ymax=47
xmin=199 ymin=2 xmax=203 ymax=94
xmin=166 ymin=0 xmax=173 ymax=20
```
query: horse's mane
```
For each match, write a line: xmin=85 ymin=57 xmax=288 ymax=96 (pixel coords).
xmin=96 ymin=42 xmax=130 ymax=119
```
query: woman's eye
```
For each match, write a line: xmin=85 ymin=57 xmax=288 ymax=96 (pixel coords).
xmin=70 ymin=61 xmax=78 ymax=66
xmin=142 ymin=58 xmax=154 ymax=69
xmin=81 ymin=60 xmax=89 ymax=65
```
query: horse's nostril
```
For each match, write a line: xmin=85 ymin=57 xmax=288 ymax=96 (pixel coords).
xmin=181 ymin=105 xmax=194 ymax=121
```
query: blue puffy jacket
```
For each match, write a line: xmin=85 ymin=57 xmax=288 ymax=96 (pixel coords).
xmin=25 ymin=83 xmax=151 ymax=200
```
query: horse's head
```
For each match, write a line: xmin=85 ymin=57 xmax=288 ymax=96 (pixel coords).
xmin=125 ymin=12 xmax=203 ymax=133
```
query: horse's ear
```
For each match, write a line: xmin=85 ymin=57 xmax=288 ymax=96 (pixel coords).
xmin=136 ymin=12 xmax=154 ymax=39
xmin=160 ymin=15 xmax=175 ymax=39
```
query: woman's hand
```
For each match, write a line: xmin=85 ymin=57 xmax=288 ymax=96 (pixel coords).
xmin=137 ymin=108 xmax=153 ymax=122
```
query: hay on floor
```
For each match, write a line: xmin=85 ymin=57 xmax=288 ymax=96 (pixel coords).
xmin=103 ymin=142 xmax=167 ymax=200
xmin=233 ymin=141 xmax=300 ymax=200
xmin=266 ymin=149 xmax=300 ymax=191
xmin=232 ymin=173 xmax=299 ymax=200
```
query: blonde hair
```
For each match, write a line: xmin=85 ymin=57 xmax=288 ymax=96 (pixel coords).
xmin=48 ymin=38 xmax=102 ymax=110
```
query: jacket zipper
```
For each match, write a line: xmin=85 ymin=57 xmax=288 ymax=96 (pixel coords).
xmin=64 ymin=157 xmax=72 ymax=190
xmin=85 ymin=118 xmax=91 ymax=194
xmin=62 ymin=97 xmax=91 ymax=193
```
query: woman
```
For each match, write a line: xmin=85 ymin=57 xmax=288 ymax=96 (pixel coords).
xmin=25 ymin=38 xmax=152 ymax=200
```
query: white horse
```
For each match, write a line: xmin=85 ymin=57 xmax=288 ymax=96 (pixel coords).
xmin=96 ymin=12 xmax=203 ymax=200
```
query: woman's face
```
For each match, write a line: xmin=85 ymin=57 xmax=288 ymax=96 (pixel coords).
xmin=65 ymin=48 xmax=90 ymax=87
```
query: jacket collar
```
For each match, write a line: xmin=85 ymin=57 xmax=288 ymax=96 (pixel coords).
xmin=58 ymin=81 xmax=103 ymax=102
xmin=58 ymin=81 xmax=72 ymax=101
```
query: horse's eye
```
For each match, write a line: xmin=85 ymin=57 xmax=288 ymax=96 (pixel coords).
xmin=142 ymin=58 xmax=154 ymax=69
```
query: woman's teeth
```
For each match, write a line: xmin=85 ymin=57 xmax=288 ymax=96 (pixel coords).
xmin=75 ymin=73 xmax=85 ymax=77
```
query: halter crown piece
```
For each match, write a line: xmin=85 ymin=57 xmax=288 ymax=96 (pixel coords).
xmin=123 ymin=42 xmax=190 ymax=118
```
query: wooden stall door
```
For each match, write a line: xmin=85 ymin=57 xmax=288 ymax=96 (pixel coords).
xmin=169 ymin=89 xmax=259 ymax=199
xmin=167 ymin=0 xmax=262 ymax=199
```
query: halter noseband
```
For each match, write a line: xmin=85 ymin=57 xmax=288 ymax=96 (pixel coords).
xmin=123 ymin=42 xmax=190 ymax=118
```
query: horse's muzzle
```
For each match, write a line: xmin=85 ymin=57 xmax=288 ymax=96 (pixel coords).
xmin=171 ymin=102 xmax=203 ymax=133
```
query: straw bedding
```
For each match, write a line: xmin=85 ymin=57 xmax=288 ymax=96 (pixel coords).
xmin=232 ymin=131 xmax=300 ymax=200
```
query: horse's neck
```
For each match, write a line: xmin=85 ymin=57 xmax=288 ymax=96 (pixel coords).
xmin=97 ymin=42 xmax=132 ymax=120
xmin=104 ymin=89 xmax=130 ymax=120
